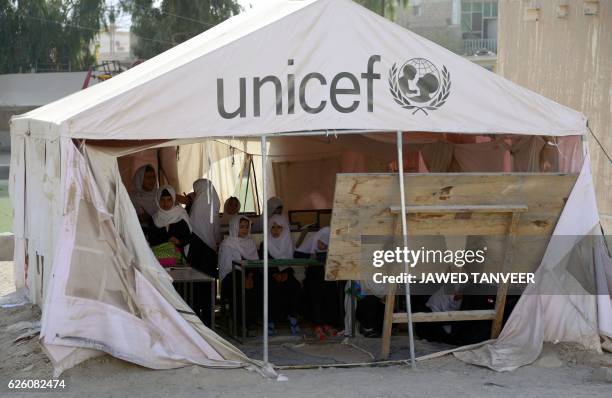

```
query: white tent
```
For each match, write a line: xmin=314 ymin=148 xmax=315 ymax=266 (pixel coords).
xmin=10 ymin=0 xmax=586 ymax=139
xmin=8 ymin=0 xmax=610 ymax=376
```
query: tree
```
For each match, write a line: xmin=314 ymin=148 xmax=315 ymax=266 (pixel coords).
xmin=124 ymin=0 xmax=240 ymax=60
xmin=0 ymin=0 xmax=107 ymax=74
xmin=354 ymin=0 xmax=409 ymax=21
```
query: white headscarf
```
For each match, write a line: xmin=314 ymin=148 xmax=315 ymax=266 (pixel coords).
xmin=297 ymin=226 xmax=331 ymax=254
xmin=189 ymin=179 xmax=220 ymax=250
xmin=152 ymin=185 xmax=192 ymax=231
xmin=130 ymin=164 xmax=158 ymax=216
xmin=218 ymin=215 xmax=259 ymax=280
xmin=267 ymin=214 xmax=295 ymax=259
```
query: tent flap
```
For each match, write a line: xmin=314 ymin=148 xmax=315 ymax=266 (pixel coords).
xmin=40 ymin=139 xmax=276 ymax=378
xmin=454 ymin=159 xmax=612 ymax=371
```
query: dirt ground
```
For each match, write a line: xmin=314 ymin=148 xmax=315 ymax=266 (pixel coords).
xmin=1 ymin=261 xmax=611 ymax=398
xmin=0 ymin=261 xmax=14 ymax=297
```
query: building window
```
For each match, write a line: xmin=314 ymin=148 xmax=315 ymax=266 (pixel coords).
xmin=461 ymin=1 xmax=497 ymax=39
xmin=412 ymin=5 xmax=422 ymax=16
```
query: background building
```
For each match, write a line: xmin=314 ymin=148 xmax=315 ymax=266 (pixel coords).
xmin=497 ymin=0 xmax=611 ymax=232
xmin=92 ymin=29 xmax=136 ymax=66
xmin=396 ymin=0 xmax=498 ymax=70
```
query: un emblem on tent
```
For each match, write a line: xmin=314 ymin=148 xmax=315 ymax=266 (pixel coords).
xmin=388 ymin=58 xmax=451 ymax=115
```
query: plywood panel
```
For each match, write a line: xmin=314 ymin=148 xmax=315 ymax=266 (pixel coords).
xmin=326 ymin=173 xmax=577 ymax=281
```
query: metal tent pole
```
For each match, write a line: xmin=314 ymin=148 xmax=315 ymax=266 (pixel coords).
xmin=261 ymin=135 xmax=269 ymax=364
xmin=396 ymin=130 xmax=416 ymax=369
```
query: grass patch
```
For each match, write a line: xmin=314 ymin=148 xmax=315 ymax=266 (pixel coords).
xmin=0 ymin=180 xmax=12 ymax=232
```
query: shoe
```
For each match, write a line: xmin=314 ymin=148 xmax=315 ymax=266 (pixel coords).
xmin=360 ymin=327 xmax=380 ymax=338
xmin=323 ymin=325 xmax=338 ymax=337
xmin=314 ymin=325 xmax=326 ymax=341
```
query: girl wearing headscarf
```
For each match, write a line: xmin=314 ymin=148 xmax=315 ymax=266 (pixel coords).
xmin=296 ymin=227 xmax=342 ymax=340
xmin=149 ymin=185 xmax=192 ymax=256
xmin=251 ymin=196 xmax=284 ymax=233
xmin=187 ymin=179 xmax=221 ymax=277
xmin=260 ymin=214 xmax=302 ymax=336
xmin=218 ymin=215 xmax=261 ymax=334
xmin=296 ymin=227 xmax=330 ymax=256
xmin=219 ymin=196 xmax=241 ymax=227
xmin=130 ymin=165 xmax=158 ymax=237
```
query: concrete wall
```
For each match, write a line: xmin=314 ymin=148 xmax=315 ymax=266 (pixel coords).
xmin=0 ymin=72 xmax=91 ymax=107
xmin=498 ymin=0 xmax=612 ymax=232
xmin=396 ymin=0 xmax=464 ymax=54
xmin=398 ymin=0 xmax=454 ymax=29
xmin=0 ymin=106 xmax=36 ymax=150
xmin=0 ymin=72 xmax=96 ymax=152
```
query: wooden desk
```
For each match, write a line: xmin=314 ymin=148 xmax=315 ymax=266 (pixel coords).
xmin=167 ymin=266 xmax=216 ymax=330
xmin=381 ymin=203 xmax=528 ymax=358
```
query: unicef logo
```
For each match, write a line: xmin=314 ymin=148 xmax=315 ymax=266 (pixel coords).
xmin=388 ymin=58 xmax=451 ymax=115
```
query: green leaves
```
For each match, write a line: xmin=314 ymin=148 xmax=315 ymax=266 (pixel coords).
xmin=0 ymin=0 xmax=105 ymax=73
xmin=125 ymin=0 xmax=240 ymax=60
xmin=353 ymin=0 xmax=409 ymax=20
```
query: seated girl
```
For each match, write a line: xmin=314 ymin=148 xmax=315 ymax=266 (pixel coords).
xmin=259 ymin=214 xmax=302 ymax=336
xmin=149 ymin=185 xmax=192 ymax=263
xmin=296 ymin=227 xmax=343 ymax=340
xmin=218 ymin=215 xmax=261 ymax=334
xmin=412 ymin=286 xmax=463 ymax=345
xmin=130 ymin=164 xmax=158 ymax=239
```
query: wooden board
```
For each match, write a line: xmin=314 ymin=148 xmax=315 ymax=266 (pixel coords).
xmin=325 ymin=173 xmax=578 ymax=281
xmin=393 ymin=309 xmax=496 ymax=323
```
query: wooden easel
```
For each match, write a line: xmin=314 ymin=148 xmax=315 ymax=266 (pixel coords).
xmin=381 ymin=204 xmax=527 ymax=359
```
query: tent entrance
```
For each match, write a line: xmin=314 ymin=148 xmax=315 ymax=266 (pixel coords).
xmin=104 ymin=131 xmax=585 ymax=368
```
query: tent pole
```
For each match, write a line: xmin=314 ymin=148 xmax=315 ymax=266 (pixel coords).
xmin=261 ymin=135 xmax=269 ymax=365
xmin=396 ymin=130 xmax=416 ymax=369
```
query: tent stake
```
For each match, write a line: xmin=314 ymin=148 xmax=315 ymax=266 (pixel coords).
xmin=261 ymin=135 xmax=269 ymax=365
xmin=396 ymin=130 xmax=416 ymax=369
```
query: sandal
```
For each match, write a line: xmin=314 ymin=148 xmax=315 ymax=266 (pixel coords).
xmin=314 ymin=325 xmax=326 ymax=341
xmin=323 ymin=325 xmax=338 ymax=337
